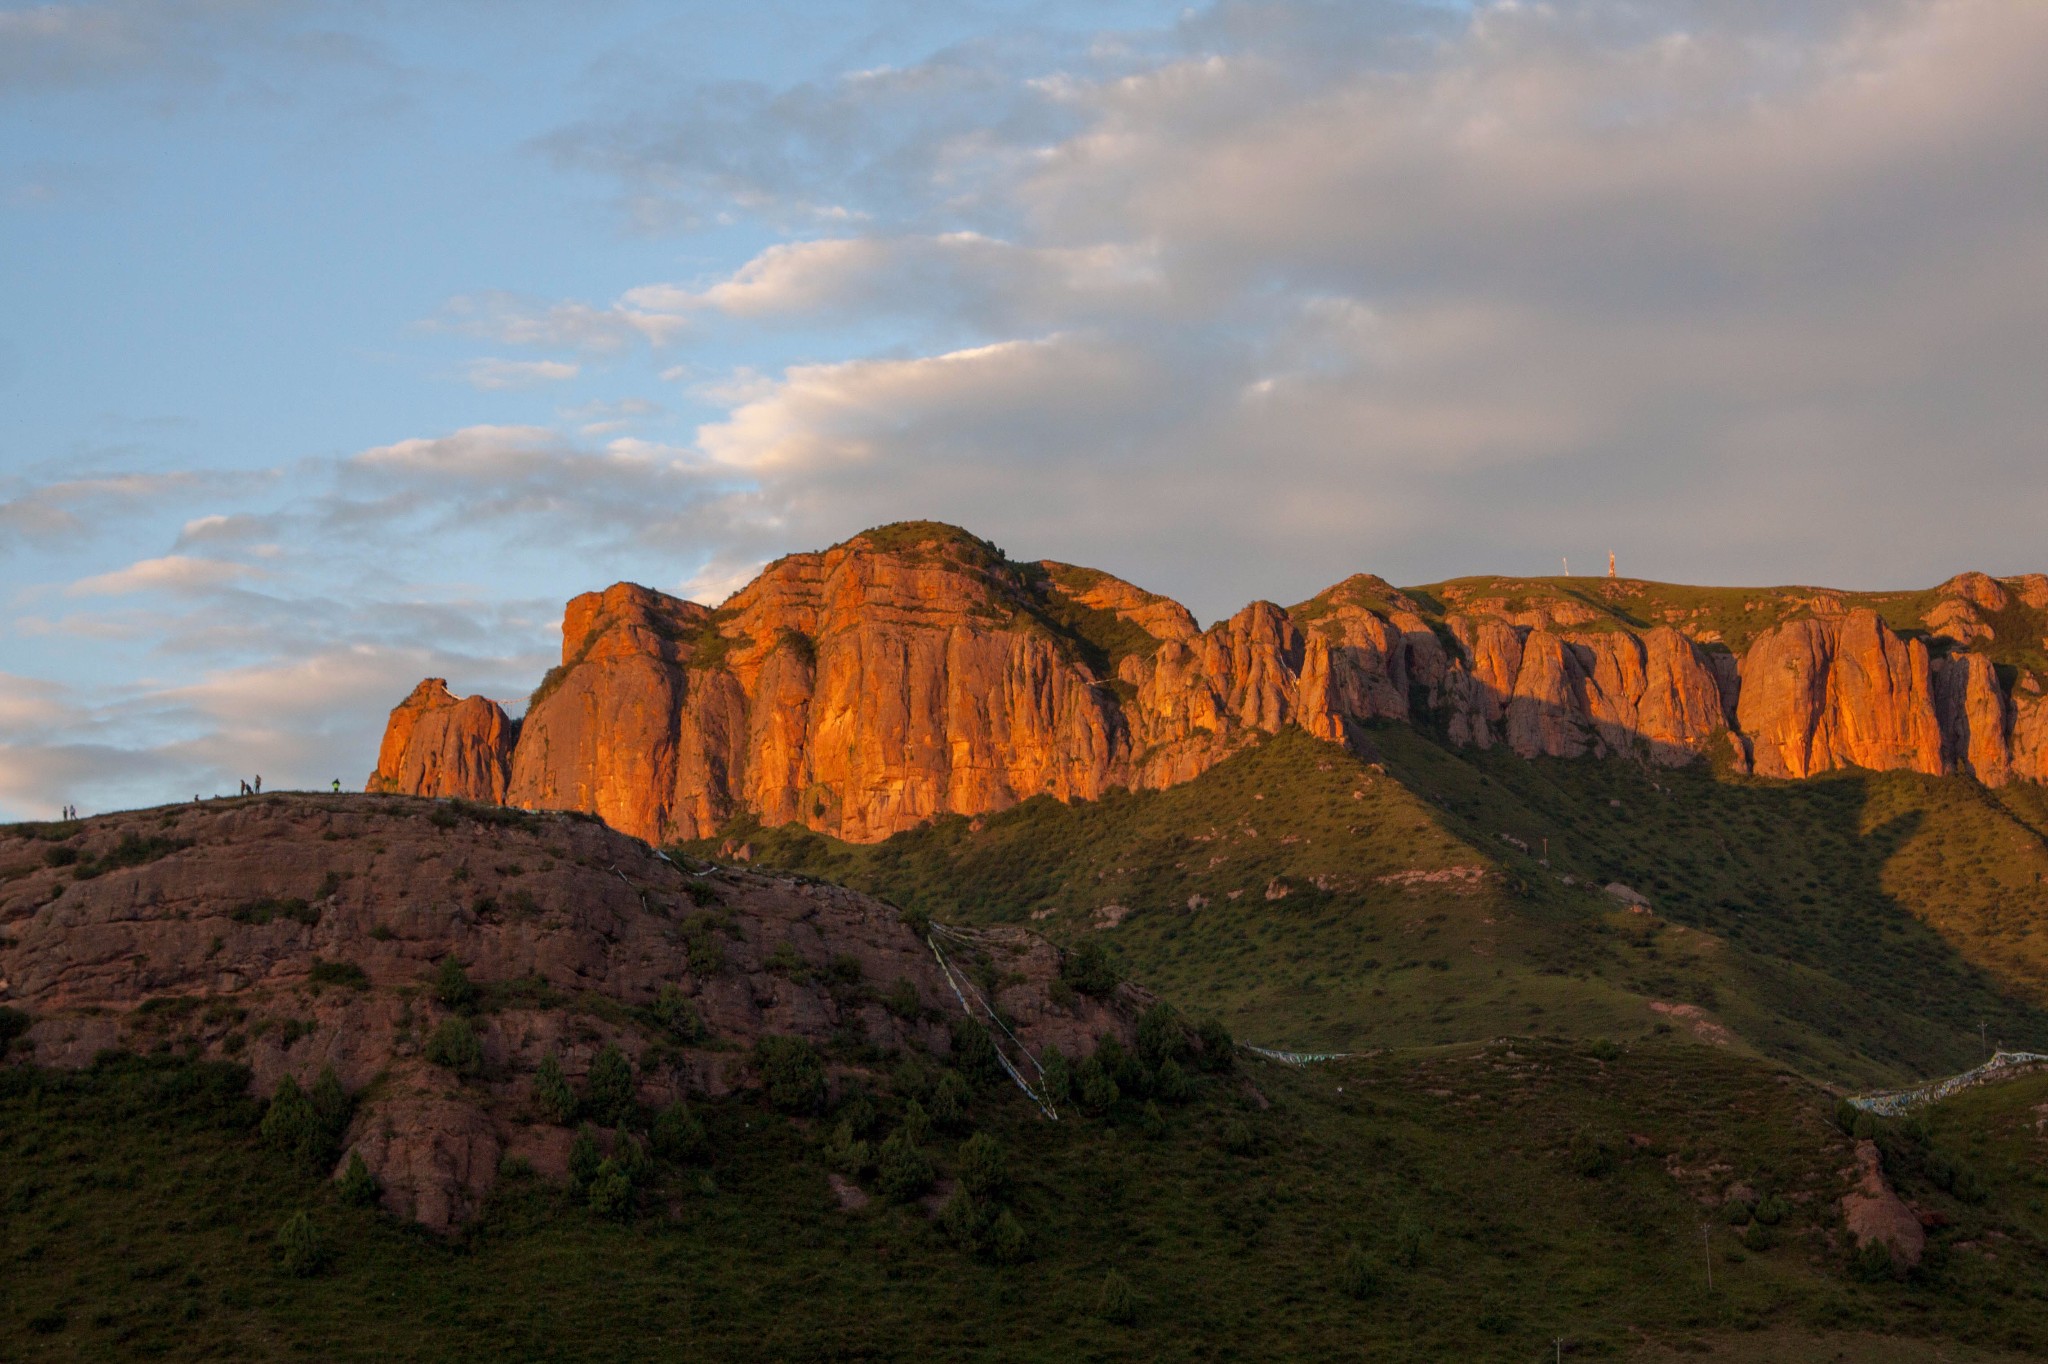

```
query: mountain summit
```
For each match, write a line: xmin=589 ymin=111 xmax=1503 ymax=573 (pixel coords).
xmin=371 ymin=523 xmax=2048 ymax=843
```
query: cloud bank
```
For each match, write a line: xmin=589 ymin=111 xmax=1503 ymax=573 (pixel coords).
xmin=7 ymin=0 xmax=2048 ymax=820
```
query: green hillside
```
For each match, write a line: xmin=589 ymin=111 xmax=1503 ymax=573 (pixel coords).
xmin=694 ymin=728 xmax=2048 ymax=1089
xmin=9 ymin=1041 xmax=2048 ymax=1363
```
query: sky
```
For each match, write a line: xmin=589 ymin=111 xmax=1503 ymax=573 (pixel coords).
xmin=2 ymin=0 xmax=2046 ymax=820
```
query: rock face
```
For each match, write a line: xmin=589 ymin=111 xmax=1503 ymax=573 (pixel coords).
xmin=1841 ymin=1138 xmax=1926 ymax=1270
xmin=369 ymin=679 xmax=516 ymax=801
xmin=0 ymin=795 xmax=1141 ymax=1230
xmin=370 ymin=522 xmax=2048 ymax=842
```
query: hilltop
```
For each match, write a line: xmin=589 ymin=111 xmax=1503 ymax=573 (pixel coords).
xmin=0 ymin=793 xmax=1139 ymax=1229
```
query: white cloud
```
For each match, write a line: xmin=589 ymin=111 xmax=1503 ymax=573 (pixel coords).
xmin=426 ymin=290 xmax=690 ymax=355
xmin=461 ymin=357 xmax=580 ymax=391
xmin=65 ymin=553 xmax=256 ymax=597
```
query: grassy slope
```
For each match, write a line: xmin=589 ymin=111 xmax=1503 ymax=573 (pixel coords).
xmin=696 ymin=729 xmax=2048 ymax=1089
xmin=9 ymin=1045 xmax=2048 ymax=1363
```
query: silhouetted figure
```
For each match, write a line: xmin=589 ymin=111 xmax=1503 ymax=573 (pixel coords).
xmin=331 ymin=778 xmax=341 ymax=793
xmin=239 ymin=780 xmax=251 ymax=796
xmin=254 ymin=775 xmax=262 ymax=794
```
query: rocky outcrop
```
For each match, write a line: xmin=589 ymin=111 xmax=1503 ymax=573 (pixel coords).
xmin=0 ymin=796 xmax=1141 ymax=1230
xmin=1736 ymin=611 xmax=1946 ymax=780
xmin=370 ymin=525 xmax=2048 ymax=841
xmin=369 ymin=679 xmax=516 ymax=801
xmin=1841 ymin=1138 xmax=1925 ymax=1270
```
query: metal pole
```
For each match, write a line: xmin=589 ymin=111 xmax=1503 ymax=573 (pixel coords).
xmin=1702 ymin=1225 xmax=1713 ymax=1290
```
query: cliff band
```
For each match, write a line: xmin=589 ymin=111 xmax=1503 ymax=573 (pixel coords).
xmin=370 ymin=523 xmax=2048 ymax=844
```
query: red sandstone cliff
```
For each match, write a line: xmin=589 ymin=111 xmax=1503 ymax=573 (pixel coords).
xmin=369 ymin=679 xmax=516 ymax=801
xmin=370 ymin=523 xmax=2048 ymax=842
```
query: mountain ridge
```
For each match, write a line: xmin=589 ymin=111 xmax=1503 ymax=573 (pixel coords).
xmin=370 ymin=521 xmax=2048 ymax=843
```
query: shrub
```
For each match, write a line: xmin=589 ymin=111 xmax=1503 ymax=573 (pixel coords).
xmin=276 ymin=1211 xmax=327 ymax=1277
xmin=876 ymin=1132 xmax=934 ymax=1202
xmin=652 ymin=1102 xmax=706 ymax=1162
xmin=425 ymin=1017 xmax=482 ymax=1076
xmin=929 ymin=1071 xmax=971 ymax=1132
xmin=1038 ymin=1049 xmax=1072 ymax=1105
xmin=826 ymin=1121 xmax=872 ymax=1176
xmin=261 ymin=1076 xmax=319 ymax=1163
xmin=755 ymin=1035 xmax=826 ymax=1114
xmin=1742 ymin=1220 xmax=1777 ymax=1252
xmin=765 ymin=941 xmax=809 ymax=980
xmin=1221 ymin=1117 xmax=1258 ymax=1156
xmin=837 ymin=1084 xmax=878 ymax=1137
xmin=651 ymin=985 xmax=704 ymax=1042
xmin=568 ymin=1126 xmax=603 ymax=1189
xmin=1096 ymin=1269 xmax=1137 ymax=1325
xmin=1338 ymin=1243 xmax=1381 ymax=1299
xmin=883 ymin=978 xmax=922 ymax=1020
xmin=900 ymin=1098 xmax=932 ymax=1145
xmin=986 ymin=1208 xmax=1027 ymax=1265
xmin=1076 ymin=1057 xmax=1120 ymax=1116
xmin=1154 ymin=1058 xmax=1192 ymax=1104
xmin=1722 ymin=1199 xmax=1753 ymax=1226
xmin=956 ymin=1131 xmax=1006 ymax=1201
xmin=586 ymin=1160 xmax=633 ymax=1219
xmin=585 ymin=1044 xmax=636 ymax=1126
xmin=338 ymin=1151 xmax=378 ymax=1208
xmin=310 ymin=1065 xmax=349 ymax=1136
xmin=0 ymin=1005 xmax=27 ymax=1056
xmin=1850 ymin=1240 xmax=1900 ymax=1282
xmin=614 ymin=1131 xmax=651 ymax=1185
xmin=533 ymin=1054 xmax=578 ymax=1125
xmin=1754 ymin=1196 xmax=1788 ymax=1227
xmin=950 ymin=1018 xmax=1001 ymax=1085
xmin=1194 ymin=1016 xmax=1235 ymax=1072
xmin=1136 ymin=1004 xmax=1187 ymax=1069
xmin=681 ymin=917 xmax=726 ymax=975
xmin=1139 ymin=1100 xmax=1167 ymax=1138
xmin=231 ymin=897 xmax=318 ymax=926
xmin=940 ymin=1187 xmax=990 ymax=1249
xmin=1095 ymin=1036 xmax=1145 ymax=1096
xmin=432 ymin=956 xmax=477 ymax=1011
xmin=1061 ymin=940 xmax=1121 ymax=996
xmin=307 ymin=958 xmax=369 ymax=990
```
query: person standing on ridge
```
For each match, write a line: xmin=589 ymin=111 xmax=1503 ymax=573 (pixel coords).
xmin=331 ymin=778 xmax=341 ymax=793
xmin=254 ymin=775 xmax=262 ymax=794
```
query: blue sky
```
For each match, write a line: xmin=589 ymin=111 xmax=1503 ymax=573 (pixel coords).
xmin=4 ymin=0 xmax=2047 ymax=818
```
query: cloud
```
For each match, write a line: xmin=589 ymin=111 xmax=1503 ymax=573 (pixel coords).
xmin=65 ymin=553 xmax=257 ymax=597
xmin=461 ymin=357 xmax=581 ymax=391
xmin=10 ymin=0 xmax=2048 ymax=817
xmin=425 ymin=290 xmax=690 ymax=354
xmin=174 ymin=511 xmax=280 ymax=547
xmin=0 ymin=470 xmax=223 ymax=550
xmin=0 ymin=0 xmax=394 ymax=101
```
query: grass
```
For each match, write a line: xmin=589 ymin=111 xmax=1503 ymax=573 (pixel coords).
xmin=683 ymin=727 xmax=2048 ymax=1089
xmin=9 ymin=1040 xmax=2048 ymax=1362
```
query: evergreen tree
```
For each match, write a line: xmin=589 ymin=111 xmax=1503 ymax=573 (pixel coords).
xmin=585 ymin=1044 xmax=636 ymax=1126
xmin=337 ymin=1151 xmax=379 ymax=1209
xmin=276 ymin=1210 xmax=327 ymax=1277
xmin=532 ymin=1053 xmax=578 ymax=1125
